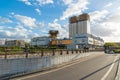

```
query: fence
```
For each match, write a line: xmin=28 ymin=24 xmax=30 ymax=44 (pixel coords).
xmin=0 ymin=49 xmax=97 ymax=79
xmin=0 ymin=49 xmax=91 ymax=59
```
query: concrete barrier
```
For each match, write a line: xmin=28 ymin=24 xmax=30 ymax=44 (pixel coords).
xmin=0 ymin=51 xmax=95 ymax=79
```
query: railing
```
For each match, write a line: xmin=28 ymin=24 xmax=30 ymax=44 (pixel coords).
xmin=0 ymin=49 xmax=93 ymax=59
xmin=0 ymin=49 xmax=97 ymax=79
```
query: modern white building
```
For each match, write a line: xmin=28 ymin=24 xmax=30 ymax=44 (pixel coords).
xmin=67 ymin=34 xmax=104 ymax=50
xmin=31 ymin=36 xmax=51 ymax=47
xmin=69 ymin=13 xmax=90 ymax=38
xmin=73 ymin=34 xmax=104 ymax=47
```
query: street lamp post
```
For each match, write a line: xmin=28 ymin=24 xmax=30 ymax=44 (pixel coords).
xmin=4 ymin=39 xmax=7 ymax=59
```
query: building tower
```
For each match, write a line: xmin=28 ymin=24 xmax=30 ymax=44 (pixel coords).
xmin=69 ymin=13 xmax=90 ymax=38
xmin=49 ymin=30 xmax=59 ymax=39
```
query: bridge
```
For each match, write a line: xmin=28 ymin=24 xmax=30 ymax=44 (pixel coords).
xmin=0 ymin=50 xmax=120 ymax=80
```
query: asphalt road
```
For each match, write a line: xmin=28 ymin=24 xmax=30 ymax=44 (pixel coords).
xmin=13 ymin=52 xmax=120 ymax=80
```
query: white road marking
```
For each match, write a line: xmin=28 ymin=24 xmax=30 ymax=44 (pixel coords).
xmin=101 ymin=56 xmax=118 ymax=80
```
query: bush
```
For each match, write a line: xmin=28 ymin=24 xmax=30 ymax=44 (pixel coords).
xmin=113 ymin=49 xmax=120 ymax=53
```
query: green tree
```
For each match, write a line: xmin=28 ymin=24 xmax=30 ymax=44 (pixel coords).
xmin=104 ymin=42 xmax=119 ymax=48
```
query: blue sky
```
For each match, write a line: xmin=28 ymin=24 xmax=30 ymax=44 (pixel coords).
xmin=0 ymin=0 xmax=120 ymax=42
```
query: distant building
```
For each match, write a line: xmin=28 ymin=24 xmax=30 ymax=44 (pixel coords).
xmin=67 ymin=34 xmax=104 ymax=50
xmin=50 ymin=39 xmax=72 ymax=46
xmin=68 ymin=13 xmax=104 ymax=50
xmin=5 ymin=40 xmax=25 ymax=47
xmin=49 ymin=30 xmax=59 ymax=39
xmin=31 ymin=36 xmax=51 ymax=47
xmin=0 ymin=40 xmax=4 ymax=46
xmin=73 ymin=34 xmax=104 ymax=48
xmin=69 ymin=13 xmax=90 ymax=38
xmin=50 ymin=39 xmax=72 ymax=48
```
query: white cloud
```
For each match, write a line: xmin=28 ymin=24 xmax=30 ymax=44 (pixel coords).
xmin=90 ymin=10 xmax=109 ymax=24
xmin=117 ymin=6 xmax=120 ymax=10
xmin=0 ymin=26 xmax=3 ymax=30
xmin=91 ymin=22 xmax=120 ymax=42
xmin=35 ymin=8 xmax=41 ymax=15
xmin=37 ymin=0 xmax=54 ymax=5
xmin=19 ymin=0 xmax=32 ymax=5
xmin=62 ymin=0 xmax=72 ymax=5
xmin=104 ymin=3 xmax=112 ymax=8
xmin=91 ymin=22 xmax=116 ymax=37
xmin=33 ymin=33 xmax=39 ymax=37
xmin=14 ymin=14 xmax=44 ymax=29
xmin=60 ymin=0 xmax=89 ymax=20
xmin=0 ymin=24 xmax=33 ymax=42
xmin=0 ymin=16 xmax=12 ymax=24
xmin=37 ymin=0 xmax=53 ymax=5
xmin=90 ymin=9 xmax=120 ymax=42
xmin=105 ymin=13 xmax=120 ymax=22
xmin=0 ymin=14 xmax=45 ymax=40
xmin=10 ymin=12 xmax=15 ymax=15
xmin=53 ymin=19 xmax=58 ymax=23
xmin=19 ymin=0 xmax=54 ymax=6
xmin=14 ymin=14 xmax=36 ymax=28
xmin=48 ymin=19 xmax=69 ymax=38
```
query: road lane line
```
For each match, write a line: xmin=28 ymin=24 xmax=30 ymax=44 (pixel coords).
xmin=101 ymin=56 xmax=118 ymax=80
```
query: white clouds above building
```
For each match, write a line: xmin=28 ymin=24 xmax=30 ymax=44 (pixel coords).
xmin=60 ymin=0 xmax=89 ymax=20
xmin=14 ymin=14 xmax=44 ymax=29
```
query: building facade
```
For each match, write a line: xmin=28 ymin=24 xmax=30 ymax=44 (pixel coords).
xmin=67 ymin=13 xmax=104 ymax=50
xmin=5 ymin=40 xmax=25 ymax=47
xmin=67 ymin=34 xmax=104 ymax=50
xmin=50 ymin=39 xmax=72 ymax=46
xmin=69 ymin=13 xmax=90 ymax=38
xmin=31 ymin=36 xmax=51 ymax=47
xmin=73 ymin=34 xmax=104 ymax=48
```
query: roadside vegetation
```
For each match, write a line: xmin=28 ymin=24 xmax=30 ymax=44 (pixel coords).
xmin=0 ymin=45 xmax=66 ymax=55
xmin=104 ymin=42 xmax=120 ymax=53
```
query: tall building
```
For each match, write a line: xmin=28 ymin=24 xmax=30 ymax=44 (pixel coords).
xmin=67 ymin=13 xmax=104 ymax=50
xmin=69 ymin=13 xmax=90 ymax=38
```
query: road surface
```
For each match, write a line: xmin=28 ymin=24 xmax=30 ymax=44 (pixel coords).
xmin=12 ymin=52 xmax=120 ymax=80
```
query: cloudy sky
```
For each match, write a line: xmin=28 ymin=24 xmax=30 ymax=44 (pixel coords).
xmin=0 ymin=0 xmax=120 ymax=42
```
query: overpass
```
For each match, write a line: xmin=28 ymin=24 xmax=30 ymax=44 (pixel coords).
xmin=0 ymin=50 xmax=119 ymax=80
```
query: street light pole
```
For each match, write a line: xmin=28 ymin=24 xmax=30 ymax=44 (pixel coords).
xmin=4 ymin=39 xmax=7 ymax=59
